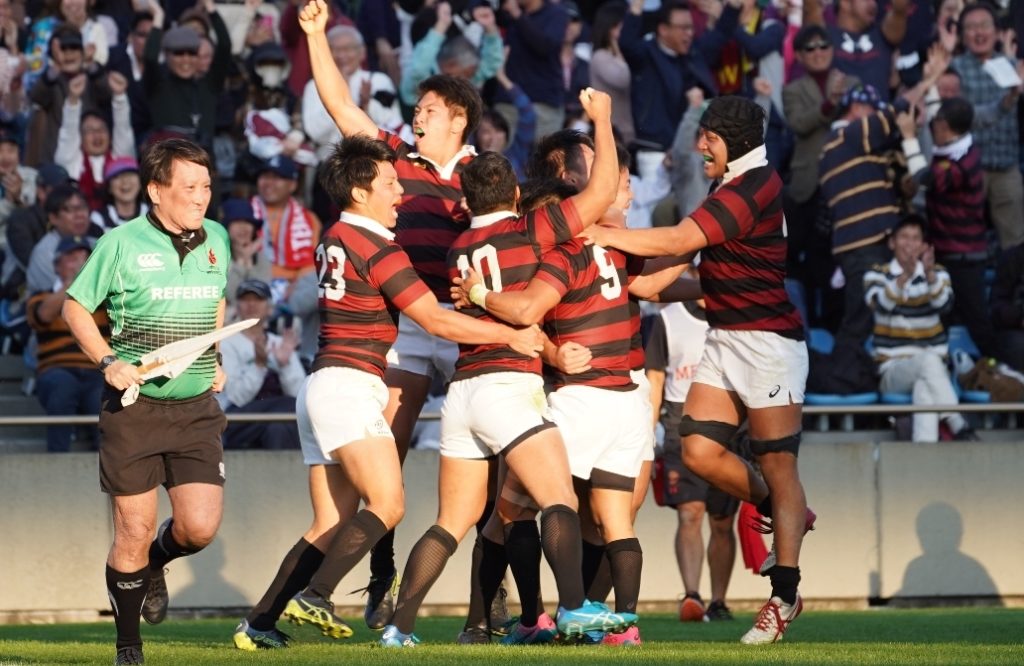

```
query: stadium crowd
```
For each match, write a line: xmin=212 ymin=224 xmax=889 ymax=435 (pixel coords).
xmin=4 ymin=0 xmax=1024 ymax=658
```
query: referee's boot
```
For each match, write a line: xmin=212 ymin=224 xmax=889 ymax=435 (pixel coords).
xmin=141 ymin=569 xmax=168 ymax=625
xmin=114 ymin=645 xmax=144 ymax=665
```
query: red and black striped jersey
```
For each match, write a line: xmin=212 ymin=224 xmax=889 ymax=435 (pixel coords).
xmin=689 ymin=166 xmax=804 ymax=341
xmin=379 ymin=130 xmax=475 ymax=303
xmin=627 ymin=296 xmax=644 ymax=372
xmin=447 ymin=200 xmax=583 ymax=382
xmin=311 ymin=214 xmax=430 ymax=378
xmin=535 ymin=238 xmax=644 ymax=390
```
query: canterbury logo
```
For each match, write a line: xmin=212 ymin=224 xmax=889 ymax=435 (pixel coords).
xmin=116 ymin=579 xmax=144 ymax=590
xmin=137 ymin=253 xmax=165 ymax=270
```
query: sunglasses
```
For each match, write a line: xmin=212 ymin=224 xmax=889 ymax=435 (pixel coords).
xmin=801 ymin=42 xmax=831 ymax=52
xmin=169 ymin=49 xmax=198 ymax=57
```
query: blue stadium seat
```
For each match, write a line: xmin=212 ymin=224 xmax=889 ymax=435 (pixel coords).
xmin=805 ymin=328 xmax=877 ymax=430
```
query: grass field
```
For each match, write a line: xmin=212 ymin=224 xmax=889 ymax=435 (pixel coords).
xmin=1 ymin=608 xmax=1022 ymax=665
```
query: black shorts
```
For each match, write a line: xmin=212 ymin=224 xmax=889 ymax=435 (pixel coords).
xmin=98 ymin=388 xmax=227 ymax=496
xmin=660 ymin=401 xmax=740 ymax=516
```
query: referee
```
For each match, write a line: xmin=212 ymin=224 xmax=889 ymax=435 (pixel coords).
xmin=63 ymin=139 xmax=231 ymax=666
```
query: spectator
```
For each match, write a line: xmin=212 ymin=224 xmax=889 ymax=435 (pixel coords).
xmin=53 ymin=69 xmax=135 ymax=210
xmin=782 ymin=24 xmax=857 ymax=328
xmin=218 ymin=278 xmax=304 ymax=450
xmin=918 ymin=96 xmax=995 ymax=359
xmin=251 ymin=155 xmax=320 ymax=298
xmin=559 ymin=1 xmax=588 ymax=126
xmin=667 ymin=86 xmax=711 ymax=222
xmin=89 ymin=155 xmax=146 ymax=230
xmin=952 ymin=1 xmax=1024 ymax=250
xmin=221 ymin=197 xmax=271 ymax=312
xmin=501 ymin=0 xmax=571 ymax=138
xmin=864 ymin=214 xmax=978 ymax=442
xmin=805 ymin=0 xmax=911 ymax=101
xmin=0 ymin=123 xmax=38 ymax=242
xmin=818 ymin=84 xmax=899 ymax=349
xmin=474 ymin=57 xmax=535 ymax=181
xmin=400 ymin=1 xmax=501 ymax=107
xmin=142 ymin=0 xmax=231 ymax=150
xmin=0 ymin=163 xmax=69 ymax=298
xmin=106 ymin=10 xmax=153 ymax=139
xmin=25 ymin=0 xmax=110 ymax=88
xmin=25 ymin=24 xmax=111 ymax=167
xmin=26 ymin=184 xmax=101 ymax=294
xmin=991 ymin=241 xmax=1024 ymax=372
xmin=619 ymin=0 xmax=731 ymax=170
xmin=589 ymin=0 xmax=635 ymax=145
xmin=26 ymin=235 xmax=108 ymax=452
xmin=356 ymin=0 xmax=401 ymax=83
xmin=218 ymin=0 xmax=282 ymax=56
xmin=280 ymin=0 xmax=354 ymax=98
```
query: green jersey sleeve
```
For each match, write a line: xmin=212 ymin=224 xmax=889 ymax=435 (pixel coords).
xmin=66 ymin=233 xmax=122 ymax=313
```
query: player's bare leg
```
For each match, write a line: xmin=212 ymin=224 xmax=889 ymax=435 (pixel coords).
xmin=107 ymin=491 xmax=158 ymax=664
xmin=676 ymin=500 xmax=707 ymax=621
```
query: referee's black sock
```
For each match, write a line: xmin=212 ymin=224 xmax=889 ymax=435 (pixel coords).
xmin=247 ymin=538 xmax=324 ymax=631
xmin=306 ymin=509 xmax=388 ymax=601
xmin=504 ymin=520 xmax=542 ymax=626
xmin=148 ymin=519 xmax=201 ymax=572
xmin=369 ymin=529 xmax=396 ymax=580
xmin=106 ymin=564 xmax=150 ymax=649
xmin=540 ymin=504 xmax=585 ymax=610
xmin=769 ymin=565 xmax=801 ymax=605
xmin=390 ymin=525 xmax=458 ymax=634
xmin=605 ymin=537 xmax=643 ymax=614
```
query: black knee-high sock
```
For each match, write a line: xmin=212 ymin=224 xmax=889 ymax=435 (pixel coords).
xmin=247 ymin=538 xmax=324 ymax=630
xmin=465 ymin=535 xmax=508 ymax=629
xmin=148 ymin=519 xmax=201 ymax=572
xmin=588 ymin=553 xmax=614 ymax=603
xmin=540 ymin=504 xmax=585 ymax=610
xmin=106 ymin=565 xmax=150 ymax=649
xmin=306 ymin=510 xmax=388 ymax=601
xmin=369 ymin=529 xmax=397 ymax=580
xmin=391 ymin=525 xmax=458 ymax=634
xmin=581 ymin=540 xmax=605 ymax=598
xmin=769 ymin=565 xmax=801 ymax=605
xmin=605 ymin=538 xmax=643 ymax=614
xmin=504 ymin=520 xmax=542 ymax=626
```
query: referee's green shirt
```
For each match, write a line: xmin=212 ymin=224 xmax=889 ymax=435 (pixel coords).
xmin=67 ymin=215 xmax=231 ymax=400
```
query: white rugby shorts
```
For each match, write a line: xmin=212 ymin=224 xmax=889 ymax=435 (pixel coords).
xmin=548 ymin=383 xmax=649 ymax=482
xmin=441 ymin=372 xmax=554 ymax=460
xmin=693 ymin=328 xmax=808 ymax=409
xmin=385 ymin=305 xmax=459 ymax=381
xmin=630 ymin=368 xmax=656 ymax=462
xmin=297 ymin=366 xmax=393 ymax=465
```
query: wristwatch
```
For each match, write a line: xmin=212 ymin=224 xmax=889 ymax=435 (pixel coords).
xmin=98 ymin=355 xmax=118 ymax=372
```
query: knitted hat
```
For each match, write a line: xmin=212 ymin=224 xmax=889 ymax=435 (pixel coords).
xmin=839 ymin=84 xmax=885 ymax=113
xmin=699 ymin=96 xmax=765 ymax=162
xmin=104 ymin=156 xmax=139 ymax=181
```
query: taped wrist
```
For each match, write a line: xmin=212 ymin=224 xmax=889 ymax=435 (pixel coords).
xmin=469 ymin=282 xmax=490 ymax=308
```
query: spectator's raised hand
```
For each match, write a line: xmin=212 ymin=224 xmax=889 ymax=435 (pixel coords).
xmin=435 ymin=2 xmax=452 ymax=34
xmin=579 ymin=87 xmax=612 ymax=124
xmin=298 ymin=0 xmax=330 ymax=36
xmin=273 ymin=326 xmax=299 ymax=366
xmin=753 ymin=77 xmax=772 ymax=98
xmin=686 ymin=86 xmax=704 ymax=109
xmin=108 ymin=70 xmax=128 ymax=96
xmin=148 ymin=0 xmax=165 ymax=29
xmin=895 ymin=106 xmax=916 ymax=138
xmin=473 ymin=3 xmax=498 ymax=34
xmin=495 ymin=45 xmax=512 ymax=89
xmin=67 ymin=73 xmax=87 ymax=102
xmin=2 ymin=170 xmax=22 ymax=203
xmin=502 ymin=0 xmax=521 ymax=20
xmin=922 ymin=42 xmax=951 ymax=84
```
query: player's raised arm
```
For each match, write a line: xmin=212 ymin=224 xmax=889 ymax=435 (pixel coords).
xmin=299 ymin=0 xmax=378 ymax=138
xmin=569 ymin=88 xmax=618 ymax=226
xmin=401 ymin=289 xmax=545 ymax=358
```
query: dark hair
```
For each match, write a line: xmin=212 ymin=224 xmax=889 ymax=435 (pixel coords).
xmin=418 ymin=74 xmax=483 ymax=142
xmin=656 ymin=1 xmax=690 ymax=27
xmin=80 ymin=109 xmax=110 ymax=131
xmin=526 ymin=129 xmax=594 ymax=181
xmin=958 ymin=1 xmax=999 ymax=34
xmin=520 ymin=178 xmax=579 ymax=212
xmin=793 ymin=24 xmax=830 ymax=51
xmin=461 ymin=151 xmax=518 ymax=215
xmin=49 ymin=23 xmax=83 ymax=51
xmin=479 ymin=108 xmax=510 ymax=138
xmin=140 ymin=138 xmax=212 ymax=189
xmin=131 ymin=11 xmax=154 ymax=31
xmin=941 ymin=67 xmax=961 ymax=80
xmin=616 ymin=143 xmax=631 ymax=171
xmin=894 ymin=213 xmax=928 ymax=240
xmin=592 ymin=1 xmax=627 ymax=51
xmin=319 ymin=135 xmax=397 ymax=210
xmin=45 ymin=184 xmax=86 ymax=216
xmin=934 ymin=96 xmax=974 ymax=135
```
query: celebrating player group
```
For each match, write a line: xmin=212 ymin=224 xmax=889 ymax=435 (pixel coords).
xmin=65 ymin=0 xmax=815 ymax=662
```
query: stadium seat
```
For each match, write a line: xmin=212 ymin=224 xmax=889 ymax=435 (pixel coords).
xmin=947 ymin=325 xmax=992 ymax=428
xmin=805 ymin=328 xmax=877 ymax=431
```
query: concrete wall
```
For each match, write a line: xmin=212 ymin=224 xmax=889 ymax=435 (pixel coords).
xmin=1 ymin=440 xmax=1022 ymax=618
